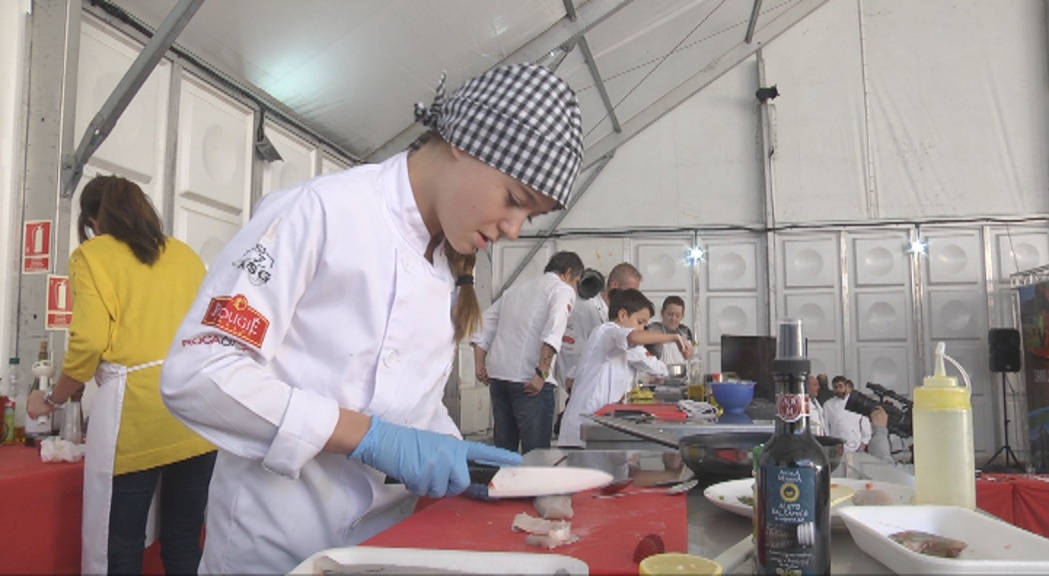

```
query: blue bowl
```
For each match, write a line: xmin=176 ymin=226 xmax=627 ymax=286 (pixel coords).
xmin=710 ymin=381 xmax=756 ymax=415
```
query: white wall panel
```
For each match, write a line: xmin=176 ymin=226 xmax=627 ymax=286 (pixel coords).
xmin=853 ymin=236 xmax=907 ymax=286
xmin=995 ymin=230 xmax=1049 ymax=283
xmin=260 ymin=121 xmax=315 ymax=197
xmin=175 ymin=74 xmax=252 ymax=218
xmin=554 ymin=237 xmax=626 ymax=276
xmin=854 ymin=290 xmax=908 ymax=342
xmin=857 ymin=345 xmax=910 ymax=394
xmin=928 ymin=289 xmax=982 ymax=341
xmin=706 ymin=296 xmax=759 ymax=345
xmin=492 ymin=242 xmax=549 ymax=291
xmin=77 ymin=18 xmax=169 ymax=204
xmin=705 ymin=240 xmax=759 ymax=292
xmin=926 ymin=232 xmax=981 ymax=285
xmin=784 ymin=293 xmax=837 ymax=341
xmin=782 ymin=237 xmax=837 ymax=288
xmin=633 ymin=239 xmax=691 ymax=292
xmin=806 ymin=342 xmax=842 ymax=379
xmin=175 ymin=202 xmax=241 ymax=268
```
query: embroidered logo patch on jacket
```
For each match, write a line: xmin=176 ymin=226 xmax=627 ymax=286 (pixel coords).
xmin=233 ymin=244 xmax=274 ymax=285
xmin=201 ymin=294 xmax=270 ymax=348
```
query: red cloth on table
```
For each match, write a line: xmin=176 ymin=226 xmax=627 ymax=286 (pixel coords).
xmin=1001 ymin=475 xmax=1049 ymax=538
xmin=976 ymin=474 xmax=1015 ymax=524
xmin=977 ymin=473 xmax=1049 ymax=538
xmin=364 ymin=488 xmax=688 ymax=575
xmin=0 ymin=444 xmax=165 ymax=574
xmin=0 ymin=445 xmax=84 ymax=574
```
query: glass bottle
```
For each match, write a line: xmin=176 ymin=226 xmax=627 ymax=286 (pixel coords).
xmin=755 ymin=319 xmax=830 ymax=574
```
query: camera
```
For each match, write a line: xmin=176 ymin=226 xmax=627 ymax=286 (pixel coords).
xmin=844 ymin=382 xmax=913 ymax=438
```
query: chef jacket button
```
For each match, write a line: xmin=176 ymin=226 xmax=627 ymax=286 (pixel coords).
xmin=383 ymin=350 xmax=398 ymax=367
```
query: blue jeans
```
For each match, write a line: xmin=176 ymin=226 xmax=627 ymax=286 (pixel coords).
xmin=489 ymin=379 xmax=555 ymax=455
xmin=108 ymin=451 xmax=216 ymax=575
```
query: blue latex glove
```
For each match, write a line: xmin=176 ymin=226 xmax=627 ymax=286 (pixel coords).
xmin=349 ymin=417 xmax=522 ymax=497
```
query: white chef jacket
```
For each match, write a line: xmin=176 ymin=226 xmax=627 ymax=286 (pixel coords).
xmin=471 ymin=272 xmax=575 ymax=385
xmin=823 ymin=396 xmax=872 ymax=452
xmin=559 ymin=295 xmax=606 ymax=381
xmin=160 ymin=152 xmax=461 ymax=574
xmin=557 ymin=322 xmax=668 ymax=448
xmin=809 ymin=396 xmax=826 ymax=436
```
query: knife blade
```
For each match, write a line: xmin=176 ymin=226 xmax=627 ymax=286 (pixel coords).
xmin=384 ymin=462 xmax=614 ymax=499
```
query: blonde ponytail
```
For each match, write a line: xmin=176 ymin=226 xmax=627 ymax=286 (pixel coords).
xmin=446 ymin=243 xmax=481 ymax=341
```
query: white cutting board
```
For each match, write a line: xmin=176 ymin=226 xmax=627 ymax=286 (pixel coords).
xmin=487 ymin=466 xmax=613 ymax=498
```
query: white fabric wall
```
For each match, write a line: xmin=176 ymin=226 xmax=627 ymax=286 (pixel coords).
xmin=548 ymin=0 xmax=1049 ymax=232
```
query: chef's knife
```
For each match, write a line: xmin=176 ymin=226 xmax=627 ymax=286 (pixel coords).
xmin=385 ymin=463 xmax=613 ymax=499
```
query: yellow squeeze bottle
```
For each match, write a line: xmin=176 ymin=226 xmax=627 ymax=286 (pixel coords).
xmin=913 ymin=342 xmax=975 ymax=509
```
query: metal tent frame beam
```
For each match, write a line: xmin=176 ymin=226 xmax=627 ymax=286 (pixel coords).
xmin=60 ymin=0 xmax=203 ymax=198
xmin=367 ymin=0 xmax=634 ymax=162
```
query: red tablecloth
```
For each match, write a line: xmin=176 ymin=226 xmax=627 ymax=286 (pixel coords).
xmin=977 ymin=473 xmax=1049 ymax=538
xmin=363 ymin=487 xmax=688 ymax=575
xmin=0 ymin=444 xmax=164 ymax=574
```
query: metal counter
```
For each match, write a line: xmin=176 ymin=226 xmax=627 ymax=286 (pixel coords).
xmin=580 ymin=419 xmax=775 ymax=451
xmin=525 ymin=449 xmax=892 ymax=574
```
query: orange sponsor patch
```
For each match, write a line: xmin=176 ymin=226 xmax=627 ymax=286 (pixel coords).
xmin=562 ymin=335 xmax=576 ymax=344
xmin=201 ymin=294 xmax=269 ymax=348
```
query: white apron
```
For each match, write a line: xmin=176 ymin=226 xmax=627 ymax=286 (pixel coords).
xmin=82 ymin=359 xmax=163 ymax=574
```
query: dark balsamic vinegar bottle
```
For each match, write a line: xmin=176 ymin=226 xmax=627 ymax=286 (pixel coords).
xmin=755 ymin=318 xmax=830 ymax=574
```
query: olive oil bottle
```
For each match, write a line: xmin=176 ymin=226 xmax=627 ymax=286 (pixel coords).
xmin=755 ymin=318 xmax=830 ymax=574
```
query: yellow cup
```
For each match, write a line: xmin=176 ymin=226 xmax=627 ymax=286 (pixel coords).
xmin=639 ymin=553 xmax=722 ymax=576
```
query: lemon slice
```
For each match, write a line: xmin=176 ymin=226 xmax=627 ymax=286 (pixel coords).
xmin=639 ymin=553 xmax=722 ymax=576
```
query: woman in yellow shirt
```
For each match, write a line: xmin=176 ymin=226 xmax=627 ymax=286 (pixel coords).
xmin=28 ymin=175 xmax=216 ymax=574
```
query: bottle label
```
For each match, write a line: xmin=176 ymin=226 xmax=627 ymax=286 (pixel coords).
xmin=775 ymin=393 xmax=808 ymax=423
xmin=761 ymin=466 xmax=819 ymax=573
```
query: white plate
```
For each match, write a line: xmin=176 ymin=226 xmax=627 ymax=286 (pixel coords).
xmin=703 ymin=477 xmax=913 ymax=526
xmin=839 ymin=505 xmax=1049 ymax=574
xmin=289 ymin=546 xmax=589 ymax=575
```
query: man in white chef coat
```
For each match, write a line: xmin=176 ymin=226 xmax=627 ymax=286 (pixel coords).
xmin=807 ymin=373 xmax=826 ymax=436
xmin=824 ymin=376 xmax=872 ymax=452
xmin=471 ymin=252 xmax=584 ymax=454
xmin=558 ymin=262 xmax=643 ymax=390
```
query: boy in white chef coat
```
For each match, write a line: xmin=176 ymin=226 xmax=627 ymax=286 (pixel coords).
xmin=160 ymin=64 xmax=584 ymax=574
xmin=557 ymin=289 xmax=694 ymax=448
xmin=559 ymin=262 xmax=643 ymax=390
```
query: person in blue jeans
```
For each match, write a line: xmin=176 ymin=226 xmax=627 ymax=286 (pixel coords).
xmin=472 ymin=252 xmax=584 ymax=454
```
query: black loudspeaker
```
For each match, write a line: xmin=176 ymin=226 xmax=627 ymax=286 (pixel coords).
xmin=988 ymin=328 xmax=1022 ymax=373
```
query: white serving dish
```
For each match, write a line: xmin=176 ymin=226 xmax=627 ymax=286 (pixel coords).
xmin=289 ymin=546 xmax=589 ymax=575
xmin=703 ymin=477 xmax=913 ymax=527
xmin=838 ymin=505 xmax=1049 ymax=574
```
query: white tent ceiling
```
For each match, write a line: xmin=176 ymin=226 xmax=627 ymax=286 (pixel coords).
xmin=98 ymin=0 xmax=827 ymax=167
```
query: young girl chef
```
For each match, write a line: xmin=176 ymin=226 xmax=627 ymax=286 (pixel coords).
xmin=160 ymin=64 xmax=584 ymax=573
xmin=557 ymin=289 xmax=694 ymax=448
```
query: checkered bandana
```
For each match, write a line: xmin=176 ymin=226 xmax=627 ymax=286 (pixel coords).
xmin=414 ymin=64 xmax=583 ymax=208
